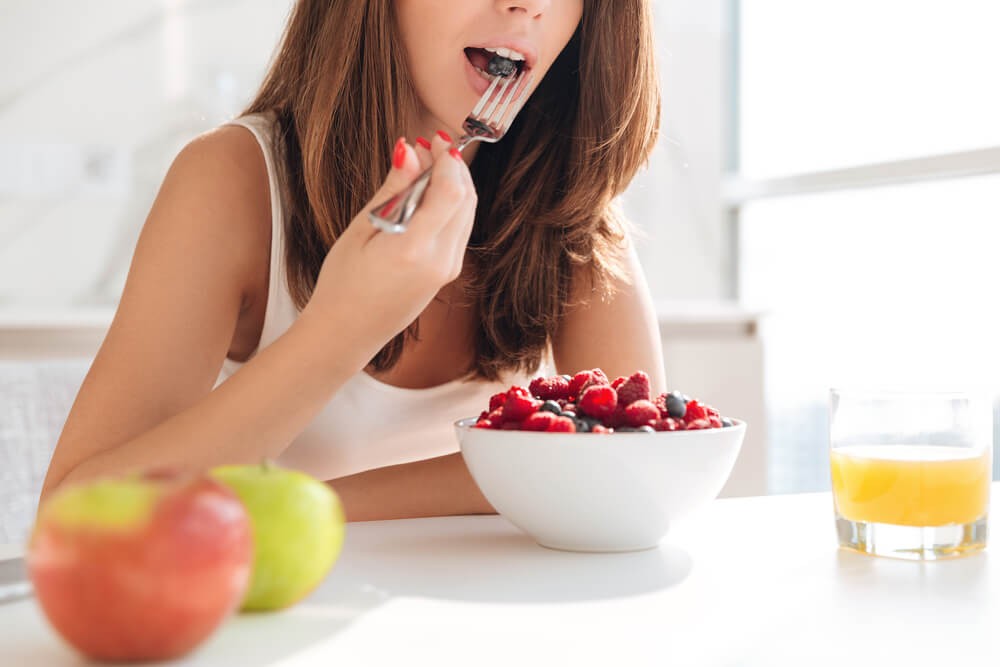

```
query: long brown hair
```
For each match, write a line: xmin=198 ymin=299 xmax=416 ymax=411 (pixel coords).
xmin=245 ymin=0 xmax=660 ymax=381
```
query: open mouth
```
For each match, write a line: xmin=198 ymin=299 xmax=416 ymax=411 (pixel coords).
xmin=464 ymin=47 xmax=529 ymax=80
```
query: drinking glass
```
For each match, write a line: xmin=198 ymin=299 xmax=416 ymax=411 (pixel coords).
xmin=829 ymin=390 xmax=992 ymax=560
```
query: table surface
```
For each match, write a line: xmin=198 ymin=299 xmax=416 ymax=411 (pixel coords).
xmin=2 ymin=487 xmax=996 ymax=667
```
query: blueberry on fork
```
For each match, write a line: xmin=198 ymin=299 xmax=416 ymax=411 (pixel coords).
xmin=464 ymin=46 xmax=527 ymax=79
xmin=487 ymin=55 xmax=518 ymax=78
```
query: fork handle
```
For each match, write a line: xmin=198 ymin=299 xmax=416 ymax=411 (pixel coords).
xmin=368 ymin=139 xmax=469 ymax=234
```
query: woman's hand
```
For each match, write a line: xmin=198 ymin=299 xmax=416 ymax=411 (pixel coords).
xmin=302 ymin=133 xmax=476 ymax=352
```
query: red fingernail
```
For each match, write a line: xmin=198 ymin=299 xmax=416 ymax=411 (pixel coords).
xmin=437 ymin=130 xmax=453 ymax=143
xmin=449 ymin=147 xmax=463 ymax=160
xmin=416 ymin=136 xmax=431 ymax=150
xmin=392 ymin=137 xmax=406 ymax=169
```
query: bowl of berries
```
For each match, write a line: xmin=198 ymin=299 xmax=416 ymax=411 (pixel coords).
xmin=455 ymin=369 xmax=746 ymax=552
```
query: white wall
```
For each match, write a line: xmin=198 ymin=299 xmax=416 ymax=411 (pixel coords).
xmin=0 ymin=0 xmax=730 ymax=310
xmin=623 ymin=0 xmax=731 ymax=302
xmin=0 ymin=0 xmax=294 ymax=309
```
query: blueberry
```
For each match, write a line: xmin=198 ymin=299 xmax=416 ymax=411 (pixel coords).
xmin=616 ymin=426 xmax=639 ymax=433
xmin=562 ymin=410 xmax=577 ymax=419
xmin=573 ymin=418 xmax=591 ymax=433
xmin=540 ymin=400 xmax=562 ymax=415
xmin=637 ymin=425 xmax=655 ymax=433
xmin=665 ymin=392 xmax=687 ymax=419
xmin=487 ymin=55 xmax=518 ymax=78
xmin=561 ymin=374 xmax=573 ymax=382
xmin=721 ymin=417 xmax=734 ymax=428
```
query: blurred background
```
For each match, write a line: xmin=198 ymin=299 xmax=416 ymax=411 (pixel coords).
xmin=3 ymin=0 xmax=1000 ymax=540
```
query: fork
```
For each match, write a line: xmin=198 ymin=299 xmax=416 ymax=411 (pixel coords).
xmin=368 ymin=70 xmax=535 ymax=234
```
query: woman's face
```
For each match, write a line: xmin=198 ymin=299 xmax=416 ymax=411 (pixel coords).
xmin=395 ymin=0 xmax=583 ymax=134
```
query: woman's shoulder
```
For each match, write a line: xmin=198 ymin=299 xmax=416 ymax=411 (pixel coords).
xmin=174 ymin=120 xmax=271 ymax=189
xmin=156 ymin=121 xmax=273 ymax=310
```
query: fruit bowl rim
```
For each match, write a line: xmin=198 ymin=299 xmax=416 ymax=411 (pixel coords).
xmin=454 ymin=416 xmax=746 ymax=435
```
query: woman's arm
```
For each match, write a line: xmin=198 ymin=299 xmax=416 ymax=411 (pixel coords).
xmin=552 ymin=238 xmax=666 ymax=393
xmin=40 ymin=129 xmax=377 ymax=503
xmin=330 ymin=453 xmax=494 ymax=522
xmin=41 ymin=131 xmax=477 ymax=507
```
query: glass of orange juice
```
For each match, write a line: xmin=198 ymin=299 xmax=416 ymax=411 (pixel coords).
xmin=830 ymin=389 xmax=992 ymax=560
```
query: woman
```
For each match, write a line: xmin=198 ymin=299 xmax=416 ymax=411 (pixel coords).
xmin=40 ymin=0 xmax=664 ymax=520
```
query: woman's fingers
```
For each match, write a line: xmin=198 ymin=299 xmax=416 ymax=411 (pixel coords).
xmin=441 ymin=185 xmax=477 ymax=273
xmin=405 ymin=142 xmax=468 ymax=238
xmin=414 ymin=135 xmax=433 ymax=171
xmin=350 ymin=137 xmax=423 ymax=243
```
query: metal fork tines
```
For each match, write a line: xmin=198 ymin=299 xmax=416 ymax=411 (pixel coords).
xmin=369 ymin=70 xmax=534 ymax=234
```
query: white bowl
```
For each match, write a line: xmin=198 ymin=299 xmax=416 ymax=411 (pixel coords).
xmin=455 ymin=418 xmax=746 ymax=552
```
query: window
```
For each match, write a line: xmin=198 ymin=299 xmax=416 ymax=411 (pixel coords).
xmin=733 ymin=0 xmax=1000 ymax=492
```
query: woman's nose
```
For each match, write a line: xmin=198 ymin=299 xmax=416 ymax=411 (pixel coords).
xmin=496 ymin=0 xmax=551 ymax=19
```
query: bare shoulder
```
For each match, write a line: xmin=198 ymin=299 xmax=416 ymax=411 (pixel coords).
xmin=553 ymin=235 xmax=666 ymax=392
xmin=40 ymin=123 xmax=273 ymax=496
xmin=154 ymin=123 xmax=272 ymax=303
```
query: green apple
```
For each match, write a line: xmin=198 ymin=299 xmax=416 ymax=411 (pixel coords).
xmin=210 ymin=463 xmax=345 ymax=611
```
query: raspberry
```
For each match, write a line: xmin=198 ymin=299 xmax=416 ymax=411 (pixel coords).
xmin=529 ymin=376 xmax=571 ymax=401
xmin=578 ymin=384 xmax=618 ymax=418
xmin=523 ymin=411 xmax=558 ymax=431
xmin=686 ymin=418 xmax=712 ymax=430
xmin=706 ymin=405 xmax=721 ymax=419
xmin=501 ymin=420 xmax=524 ymax=430
xmin=652 ymin=417 xmax=682 ymax=432
xmin=654 ymin=392 xmax=669 ymax=417
xmin=486 ymin=407 xmax=505 ymax=425
xmin=474 ymin=419 xmax=494 ymax=429
xmin=708 ymin=416 xmax=724 ymax=428
xmin=547 ymin=416 xmax=577 ymax=433
xmin=591 ymin=424 xmax=612 ymax=434
xmin=568 ymin=369 xmax=609 ymax=399
xmin=624 ymin=400 xmax=660 ymax=427
xmin=616 ymin=371 xmax=651 ymax=407
xmin=503 ymin=386 xmax=540 ymax=421
xmin=603 ymin=404 xmax=629 ymax=428
xmin=684 ymin=399 xmax=709 ymax=422
xmin=489 ymin=392 xmax=508 ymax=411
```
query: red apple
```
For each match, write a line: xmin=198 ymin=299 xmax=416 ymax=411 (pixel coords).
xmin=27 ymin=470 xmax=253 ymax=662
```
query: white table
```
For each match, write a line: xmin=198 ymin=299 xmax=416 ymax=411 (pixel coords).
xmin=2 ymin=487 xmax=996 ymax=666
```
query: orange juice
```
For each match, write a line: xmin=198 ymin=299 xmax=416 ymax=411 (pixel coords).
xmin=830 ymin=445 xmax=991 ymax=527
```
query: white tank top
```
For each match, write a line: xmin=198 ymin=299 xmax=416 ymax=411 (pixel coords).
xmin=214 ymin=113 xmax=553 ymax=481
